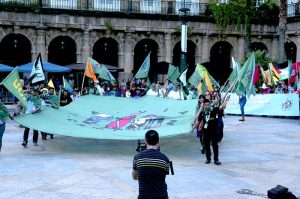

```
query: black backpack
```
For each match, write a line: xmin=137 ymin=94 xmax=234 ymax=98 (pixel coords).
xmin=267 ymin=185 xmax=297 ymax=199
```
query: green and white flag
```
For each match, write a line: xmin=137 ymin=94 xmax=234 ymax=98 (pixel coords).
xmin=179 ymin=68 xmax=188 ymax=86
xmin=0 ymin=67 xmax=28 ymax=110
xmin=63 ymin=76 xmax=73 ymax=89
xmin=94 ymin=64 xmax=116 ymax=84
xmin=30 ymin=53 xmax=45 ymax=84
xmin=135 ymin=52 xmax=150 ymax=79
xmin=167 ymin=64 xmax=180 ymax=83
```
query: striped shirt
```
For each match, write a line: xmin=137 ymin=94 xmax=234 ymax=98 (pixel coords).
xmin=133 ymin=149 xmax=169 ymax=199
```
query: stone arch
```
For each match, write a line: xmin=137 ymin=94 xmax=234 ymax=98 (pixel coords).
xmin=209 ymin=41 xmax=233 ymax=84
xmin=132 ymin=34 xmax=163 ymax=59
xmin=92 ymin=37 xmax=119 ymax=67
xmin=285 ymin=41 xmax=297 ymax=63
xmin=250 ymin=42 xmax=268 ymax=52
xmin=0 ymin=33 xmax=31 ymax=66
xmin=172 ymin=40 xmax=197 ymax=78
xmin=133 ymin=38 xmax=159 ymax=82
xmin=48 ymin=35 xmax=77 ymax=65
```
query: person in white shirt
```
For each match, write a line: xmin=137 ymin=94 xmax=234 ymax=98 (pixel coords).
xmin=146 ymin=83 xmax=158 ymax=96
xmin=157 ymin=83 xmax=167 ymax=98
xmin=167 ymin=83 xmax=184 ymax=100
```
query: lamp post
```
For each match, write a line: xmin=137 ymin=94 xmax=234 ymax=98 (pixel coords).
xmin=179 ymin=1 xmax=190 ymax=74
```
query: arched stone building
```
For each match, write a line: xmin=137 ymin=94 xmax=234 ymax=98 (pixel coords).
xmin=0 ymin=2 xmax=299 ymax=83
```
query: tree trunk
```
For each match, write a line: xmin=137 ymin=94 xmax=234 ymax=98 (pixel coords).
xmin=244 ymin=0 xmax=252 ymax=54
xmin=278 ymin=0 xmax=287 ymax=63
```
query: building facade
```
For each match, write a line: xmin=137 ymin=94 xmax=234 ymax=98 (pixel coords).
xmin=0 ymin=0 xmax=300 ymax=83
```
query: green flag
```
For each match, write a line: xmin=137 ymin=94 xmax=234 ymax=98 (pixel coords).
xmin=135 ymin=53 xmax=150 ymax=79
xmin=221 ymin=57 xmax=240 ymax=92
xmin=167 ymin=64 xmax=180 ymax=83
xmin=0 ymin=68 xmax=28 ymax=110
xmin=188 ymin=64 xmax=203 ymax=88
xmin=63 ymin=76 xmax=73 ymax=90
xmin=236 ymin=52 xmax=256 ymax=96
xmin=94 ymin=64 xmax=116 ymax=84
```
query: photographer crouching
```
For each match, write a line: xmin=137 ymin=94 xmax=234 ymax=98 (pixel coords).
xmin=132 ymin=130 xmax=171 ymax=199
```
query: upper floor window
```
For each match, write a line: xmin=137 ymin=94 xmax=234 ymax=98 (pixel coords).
xmin=140 ymin=0 xmax=161 ymax=13
xmin=287 ymin=0 xmax=298 ymax=16
xmin=256 ymin=0 xmax=265 ymax=7
xmin=94 ymin=0 xmax=120 ymax=11
xmin=176 ymin=0 xmax=199 ymax=15
xmin=50 ymin=0 xmax=77 ymax=9
xmin=218 ymin=0 xmax=228 ymax=4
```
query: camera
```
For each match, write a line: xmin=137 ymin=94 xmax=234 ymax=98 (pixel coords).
xmin=136 ymin=140 xmax=147 ymax=152
xmin=135 ymin=140 xmax=174 ymax=175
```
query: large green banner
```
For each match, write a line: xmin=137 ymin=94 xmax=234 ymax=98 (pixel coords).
xmin=15 ymin=96 xmax=196 ymax=140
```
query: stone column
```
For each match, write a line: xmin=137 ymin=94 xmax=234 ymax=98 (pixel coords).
xmin=201 ymin=35 xmax=209 ymax=63
xmin=271 ymin=36 xmax=279 ymax=61
xmin=195 ymin=37 xmax=201 ymax=64
xmin=81 ymin=29 xmax=90 ymax=63
xmin=297 ymin=35 xmax=300 ymax=62
xmin=36 ymin=29 xmax=46 ymax=61
xmin=237 ymin=36 xmax=245 ymax=62
xmin=120 ymin=31 xmax=133 ymax=80
xmin=164 ymin=32 xmax=172 ymax=63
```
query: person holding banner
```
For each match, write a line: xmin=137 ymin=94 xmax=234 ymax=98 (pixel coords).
xmin=238 ymin=93 xmax=247 ymax=121
xmin=22 ymin=87 xmax=43 ymax=147
xmin=198 ymin=96 xmax=228 ymax=165
xmin=0 ymin=101 xmax=9 ymax=152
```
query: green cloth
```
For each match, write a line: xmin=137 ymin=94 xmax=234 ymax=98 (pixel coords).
xmin=0 ymin=68 xmax=28 ymax=110
xmin=15 ymin=95 xmax=196 ymax=140
xmin=135 ymin=53 xmax=150 ymax=79
xmin=0 ymin=102 xmax=9 ymax=121
xmin=28 ymin=94 xmax=42 ymax=109
xmin=46 ymin=94 xmax=60 ymax=109
xmin=167 ymin=64 xmax=180 ymax=83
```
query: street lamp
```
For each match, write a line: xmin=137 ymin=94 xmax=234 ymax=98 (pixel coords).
xmin=179 ymin=1 xmax=190 ymax=74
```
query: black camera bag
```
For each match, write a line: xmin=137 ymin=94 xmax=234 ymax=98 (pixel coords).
xmin=267 ymin=185 xmax=297 ymax=199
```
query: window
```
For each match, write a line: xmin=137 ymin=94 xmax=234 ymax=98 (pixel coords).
xmin=287 ymin=0 xmax=298 ymax=16
xmin=256 ymin=0 xmax=264 ymax=7
xmin=218 ymin=0 xmax=228 ymax=3
xmin=140 ymin=0 xmax=161 ymax=13
xmin=50 ymin=0 xmax=77 ymax=9
xmin=94 ymin=0 xmax=120 ymax=11
xmin=176 ymin=0 xmax=199 ymax=15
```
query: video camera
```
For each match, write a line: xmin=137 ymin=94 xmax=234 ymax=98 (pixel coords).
xmin=135 ymin=139 xmax=174 ymax=175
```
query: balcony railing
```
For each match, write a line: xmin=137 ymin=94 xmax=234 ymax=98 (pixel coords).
xmin=0 ymin=0 xmax=209 ymax=16
xmin=288 ymin=3 xmax=300 ymax=17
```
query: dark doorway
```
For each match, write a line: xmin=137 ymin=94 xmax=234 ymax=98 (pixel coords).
xmin=209 ymin=41 xmax=233 ymax=85
xmin=250 ymin=42 xmax=268 ymax=52
xmin=93 ymin=38 xmax=119 ymax=67
xmin=285 ymin=41 xmax=297 ymax=63
xmin=172 ymin=40 xmax=196 ymax=78
xmin=48 ymin=36 xmax=76 ymax=66
xmin=134 ymin=39 xmax=158 ymax=83
xmin=0 ymin=34 xmax=31 ymax=66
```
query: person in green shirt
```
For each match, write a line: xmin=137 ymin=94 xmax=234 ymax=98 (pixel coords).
xmin=0 ymin=101 xmax=9 ymax=152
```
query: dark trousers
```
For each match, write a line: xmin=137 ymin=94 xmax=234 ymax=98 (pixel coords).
xmin=217 ymin=117 xmax=224 ymax=142
xmin=203 ymin=131 xmax=219 ymax=161
xmin=23 ymin=127 xmax=38 ymax=143
xmin=0 ymin=123 xmax=5 ymax=151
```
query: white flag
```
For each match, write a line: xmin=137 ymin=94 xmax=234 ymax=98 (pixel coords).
xmin=179 ymin=69 xmax=188 ymax=86
xmin=30 ymin=53 xmax=45 ymax=84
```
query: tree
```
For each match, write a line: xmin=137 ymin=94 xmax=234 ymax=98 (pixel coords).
xmin=245 ymin=0 xmax=252 ymax=54
xmin=278 ymin=0 xmax=287 ymax=63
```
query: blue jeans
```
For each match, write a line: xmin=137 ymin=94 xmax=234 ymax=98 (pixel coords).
xmin=239 ymin=96 xmax=247 ymax=115
xmin=0 ymin=123 xmax=5 ymax=151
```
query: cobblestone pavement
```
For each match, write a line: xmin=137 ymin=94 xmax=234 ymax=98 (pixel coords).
xmin=0 ymin=115 xmax=299 ymax=199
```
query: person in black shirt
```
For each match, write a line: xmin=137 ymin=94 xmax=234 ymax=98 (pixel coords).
xmin=132 ymin=130 xmax=170 ymax=199
xmin=198 ymin=97 xmax=228 ymax=165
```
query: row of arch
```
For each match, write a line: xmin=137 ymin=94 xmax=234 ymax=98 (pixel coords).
xmin=0 ymin=33 xmax=297 ymax=84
